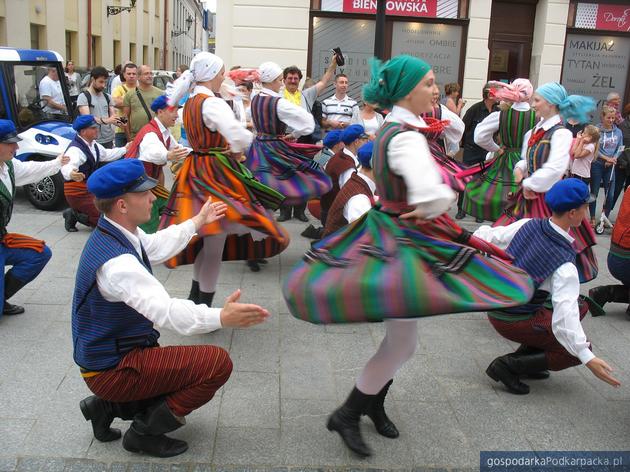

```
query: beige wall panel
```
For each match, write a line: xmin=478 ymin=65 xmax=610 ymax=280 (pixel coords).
xmin=233 ymin=6 xmax=309 ymax=29
xmin=64 ymin=0 xmax=77 ymax=29
xmin=0 ymin=0 xmax=5 ymax=18
xmin=29 ymin=0 xmax=46 ymax=25
xmin=232 ymin=26 xmax=308 ymax=49
xmin=235 ymin=0 xmax=309 ymax=7
xmin=231 ymin=47 xmax=308 ymax=69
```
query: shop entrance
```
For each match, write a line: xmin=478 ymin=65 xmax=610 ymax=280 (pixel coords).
xmin=488 ymin=0 xmax=537 ymax=82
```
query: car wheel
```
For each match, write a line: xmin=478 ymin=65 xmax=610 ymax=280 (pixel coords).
xmin=25 ymin=171 xmax=66 ymax=211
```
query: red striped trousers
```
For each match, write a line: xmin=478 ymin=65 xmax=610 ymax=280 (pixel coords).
xmin=64 ymin=182 xmax=100 ymax=227
xmin=488 ymin=301 xmax=591 ymax=371
xmin=84 ymin=345 xmax=233 ymax=417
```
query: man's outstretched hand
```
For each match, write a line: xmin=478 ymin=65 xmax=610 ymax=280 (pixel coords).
xmin=220 ymin=289 xmax=271 ymax=328
xmin=191 ymin=197 xmax=228 ymax=230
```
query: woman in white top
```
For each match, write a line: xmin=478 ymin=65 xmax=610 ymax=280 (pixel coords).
xmin=358 ymin=102 xmax=384 ymax=138
xmin=65 ymin=60 xmax=81 ymax=101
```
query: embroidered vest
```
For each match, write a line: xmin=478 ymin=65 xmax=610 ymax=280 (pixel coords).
xmin=251 ymin=94 xmax=287 ymax=136
xmin=498 ymin=107 xmax=537 ymax=152
xmin=183 ymin=94 xmax=229 ymax=153
xmin=66 ymin=136 xmax=100 ymax=178
xmin=72 ymin=217 xmax=160 ymax=370
xmin=323 ymin=172 xmax=375 ymax=236
xmin=0 ymin=161 xmax=15 ymax=236
xmin=126 ymin=118 xmax=171 ymax=180
xmin=526 ymin=124 xmax=564 ymax=175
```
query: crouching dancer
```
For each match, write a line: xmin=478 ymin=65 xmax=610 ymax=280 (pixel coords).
xmin=474 ymin=178 xmax=620 ymax=395
xmin=72 ymin=159 xmax=271 ymax=457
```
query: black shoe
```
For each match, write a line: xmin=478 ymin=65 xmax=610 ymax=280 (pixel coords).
xmin=198 ymin=291 xmax=215 ymax=307
xmin=277 ymin=205 xmax=292 ymax=222
xmin=326 ymin=387 xmax=374 ymax=457
xmin=122 ymin=426 xmax=188 ymax=458
xmin=301 ymin=224 xmax=323 ymax=239
xmin=80 ymin=396 xmax=122 ymax=442
xmin=486 ymin=355 xmax=530 ymax=395
xmin=475 ymin=217 xmax=484 ymax=223
xmin=188 ymin=280 xmax=200 ymax=304
xmin=3 ymin=302 xmax=24 ymax=315
xmin=455 ymin=209 xmax=466 ymax=220
xmin=364 ymin=380 xmax=399 ymax=438
xmin=514 ymin=345 xmax=550 ymax=380
xmin=256 ymin=258 xmax=268 ymax=264
xmin=293 ymin=204 xmax=309 ymax=222
xmin=589 ymin=285 xmax=630 ymax=308
xmin=63 ymin=208 xmax=78 ymax=232
xmin=247 ymin=260 xmax=260 ymax=272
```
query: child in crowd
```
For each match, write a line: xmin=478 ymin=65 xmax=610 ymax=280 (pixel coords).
xmin=570 ymin=125 xmax=600 ymax=185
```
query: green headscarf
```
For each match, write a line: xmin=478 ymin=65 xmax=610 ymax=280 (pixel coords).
xmin=363 ymin=55 xmax=432 ymax=109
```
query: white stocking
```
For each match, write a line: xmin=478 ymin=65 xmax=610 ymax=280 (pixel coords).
xmin=356 ymin=319 xmax=418 ymax=394
xmin=193 ymin=234 xmax=227 ymax=293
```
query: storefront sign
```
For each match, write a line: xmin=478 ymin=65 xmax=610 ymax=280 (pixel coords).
xmin=390 ymin=22 xmax=462 ymax=88
xmin=575 ymin=3 xmax=630 ymax=33
xmin=562 ymin=33 xmax=630 ymax=105
xmin=320 ymin=0 xmax=458 ymax=19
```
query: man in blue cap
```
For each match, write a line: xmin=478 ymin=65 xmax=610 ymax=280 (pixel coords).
xmin=315 ymin=128 xmax=344 ymax=168
xmin=323 ymin=140 xmax=376 ymax=237
xmin=125 ymin=95 xmax=190 ymax=233
xmin=61 ymin=114 xmax=128 ymax=232
xmin=0 ymin=120 xmax=69 ymax=316
xmin=320 ymin=124 xmax=369 ymax=226
xmin=472 ymin=178 xmax=620 ymax=394
xmin=73 ymin=159 xmax=272 ymax=457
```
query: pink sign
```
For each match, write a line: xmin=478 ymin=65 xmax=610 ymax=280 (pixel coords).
xmin=595 ymin=5 xmax=630 ymax=32
xmin=342 ymin=0 xmax=438 ymax=18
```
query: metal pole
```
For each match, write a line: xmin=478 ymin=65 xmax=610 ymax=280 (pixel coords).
xmin=374 ymin=0 xmax=386 ymax=59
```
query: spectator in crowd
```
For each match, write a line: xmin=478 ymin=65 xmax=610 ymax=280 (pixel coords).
xmin=77 ymin=66 xmax=120 ymax=149
xmin=358 ymin=102 xmax=384 ymax=139
xmin=39 ymin=66 xmax=67 ymax=115
xmin=123 ymin=65 xmax=163 ymax=141
xmin=569 ymin=125 xmax=599 ymax=185
xmin=235 ymin=80 xmax=254 ymax=130
xmin=565 ymin=117 xmax=586 ymax=138
xmin=65 ymin=60 xmax=81 ymax=103
xmin=444 ymin=83 xmax=465 ymax=116
xmin=112 ymin=63 xmax=138 ymax=146
xmin=322 ymin=74 xmax=360 ymax=131
xmin=605 ymin=92 xmax=624 ymax=125
xmin=461 ymin=83 xmax=498 ymax=166
xmin=609 ymin=102 xmax=630 ymax=214
xmin=299 ymin=77 xmax=324 ymax=143
xmin=591 ymin=105 xmax=624 ymax=226
xmin=108 ymin=64 xmax=123 ymax=95
xmin=175 ymin=64 xmax=188 ymax=79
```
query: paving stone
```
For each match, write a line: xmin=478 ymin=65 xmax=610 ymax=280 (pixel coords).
xmin=64 ymin=459 xmax=109 ymax=472
xmin=16 ymin=457 xmax=65 ymax=472
xmin=0 ymin=458 xmax=17 ymax=472
xmin=213 ymin=427 xmax=283 ymax=465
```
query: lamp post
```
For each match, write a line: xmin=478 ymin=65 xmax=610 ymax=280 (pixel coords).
xmin=172 ymin=14 xmax=193 ymax=38
xmin=107 ymin=0 xmax=136 ymax=17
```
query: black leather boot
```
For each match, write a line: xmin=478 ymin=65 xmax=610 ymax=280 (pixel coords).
xmin=63 ymin=208 xmax=78 ymax=232
xmin=188 ymin=280 xmax=200 ymax=304
xmin=326 ymin=386 xmax=375 ymax=457
xmin=246 ymin=260 xmax=260 ymax=272
xmin=514 ymin=345 xmax=550 ymax=380
xmin=277 ymin=204 xmax=292 ymax=222
xmin=293 ymin=203 xmax=309 ymax=222
xmin=364 ymin=379 xmax=399 ymax=438
xmin=487 ymin=352 xmax=548 ymax=395
xmin=122 ymin=401 xmax=188 ymax=458
xmin=3 ymin=273 xmax=26 ymax=315
xmin=75 ymin=212 xmax=92 ymax=227
xmin=589 ymin=285 xmax=630 ymax=309
xmin=198 ymin=291 xmax=215 ymax=307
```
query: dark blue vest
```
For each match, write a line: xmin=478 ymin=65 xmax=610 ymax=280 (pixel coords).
xmin=72 ymin=217 xmax=160 ymax=370
xmin=498 ymin=219 xmax=576 ymax=316
xmin=66 ymin=136 xmax=100 ymax=178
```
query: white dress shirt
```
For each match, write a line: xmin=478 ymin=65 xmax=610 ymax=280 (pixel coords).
xmin=138 ymin=118 xmax=179 ymax=165
xmin=258 ymin=88 xmax=315 ymax=138
xmin=385 ymin=106 xmax=456 ymax=218
xmin=322 ymin=94 xmax=360 ymax=124
xmin=61 ymin=136 xmax=126 ymax=180
xmin=193 ymin=85 xmax=254 ymax=153
xmin=473 ymin=218 xmax=595 ymax=365
xmin=96 ymin=216 xmax=223 ymax=335
xmin=439 ymin=104 xmax=465 ymax=154
xmin=344 ymin=172 xmax=376 ymax=223
xmin=514 ymin=114 xmax=572 ymax=193
xmin=0 ymin=157 xmax=62 ymax=192
xmin=474 ymin=102 xmax=531 ymax=153
xmin=339 ymin=147 xmax=360 ymax=188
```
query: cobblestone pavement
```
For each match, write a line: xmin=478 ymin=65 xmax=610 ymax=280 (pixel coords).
xmin=0 ymin=187 xmax=628 ymax=472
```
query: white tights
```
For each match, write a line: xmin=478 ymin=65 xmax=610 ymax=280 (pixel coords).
xmin=356 ymin=319 xmax=418 ymax=395
xmin=193 ymin=234 xmax=227 ymax=293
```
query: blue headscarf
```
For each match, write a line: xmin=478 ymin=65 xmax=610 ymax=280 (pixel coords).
xmin=536 ymin=82 xmax=595 ymax=124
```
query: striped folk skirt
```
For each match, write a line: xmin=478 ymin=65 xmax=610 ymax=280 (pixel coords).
xmin=282 ymin=206 xmax=535 ymax=324
xmin=246 ymin=138 xmax=332 ymax=206
xmin=494 ymin=188 xmax=598 ymax=283
xmin=159 ymin=152 xmax=290 ymax=268
xmin=140 ymin=184 xmax=170 ymax=234
xmin=429 ymin=141 xmax=475 ymax=192
xmin=463 ymin=149 xmax=521 ymax=221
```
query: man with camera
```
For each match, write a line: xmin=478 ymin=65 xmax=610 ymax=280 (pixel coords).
xmin=78 ymin=67 xmax=124 ymax=149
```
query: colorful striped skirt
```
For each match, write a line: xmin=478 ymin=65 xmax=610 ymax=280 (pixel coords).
xmin=246 ymin=137 xmax=332 ymax=206
xmin=428 ymin=141 xmax=475 ymax=192
xmin=159 ymin=152 xmax=290 ymax=268
xmin=140 ymin=184 xmax=170 ymax=234
xmin=282 ymin=206 xmax=535 ymax=324
xmin=494 ymin=189 xmax=598 ymax=283
xmin=463 ymin=149 xmax=521 ymax=221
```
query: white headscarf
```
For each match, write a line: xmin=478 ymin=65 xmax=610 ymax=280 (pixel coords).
xmin=258 ymin=62 xmax=283 ymax=84
xmin=166 ymin=52 xmax=224 ymax=106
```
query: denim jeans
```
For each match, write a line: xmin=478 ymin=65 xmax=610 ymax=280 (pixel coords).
xmin=589 ymin=159 xmax=616 ymax=217
xmin=114 ymin=132 xmax=127 ymax=147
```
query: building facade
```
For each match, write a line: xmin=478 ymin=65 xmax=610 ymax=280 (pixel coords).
xmin=0 ymin=0 xmax=206 ymax=71
xmin=216 ymin=0 xmax=630 ymax=107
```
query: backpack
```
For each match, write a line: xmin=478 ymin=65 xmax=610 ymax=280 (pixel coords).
xmin=82 ymin=90 xmax=111 ymax=114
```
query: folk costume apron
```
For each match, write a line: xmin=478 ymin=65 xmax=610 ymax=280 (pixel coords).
xmin=159 ymin=93 xmax=290 ymax=267
xmin=246 ymin=94 xmax=332 ymax=205
xmin=464 ymin=107 xmax=537 ymax=221
xmin=282 ymin=121 xmax=535 ymax=324
xmin=494 ymin=124 xmax=598 ymax=282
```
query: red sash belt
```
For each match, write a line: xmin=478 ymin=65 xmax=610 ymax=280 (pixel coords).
xmin=2 ymin=233 xmax=46 ymax=253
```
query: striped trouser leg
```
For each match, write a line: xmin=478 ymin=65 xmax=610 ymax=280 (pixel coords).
xmin=85 ymin=345 xmax=233 ymax=417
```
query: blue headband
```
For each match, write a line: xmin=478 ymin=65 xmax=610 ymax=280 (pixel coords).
xmin=536 ymin=82 xmax=595 ymax=124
